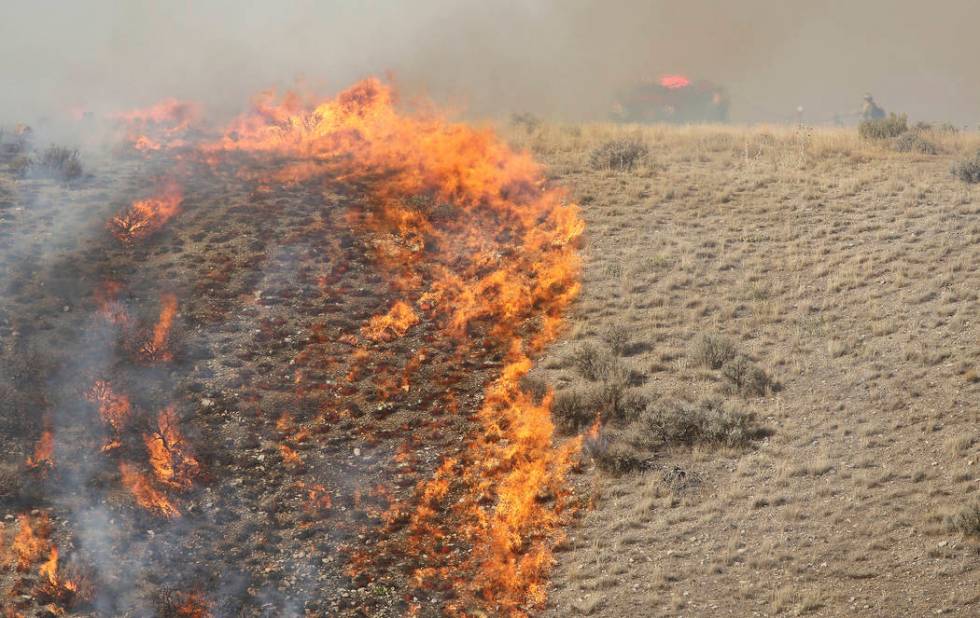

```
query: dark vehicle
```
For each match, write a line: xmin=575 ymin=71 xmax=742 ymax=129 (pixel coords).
xmin=612 ymin=75 xmax=729 ymax=124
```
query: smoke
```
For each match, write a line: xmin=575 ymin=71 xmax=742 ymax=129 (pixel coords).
xmin=1 ymin=0 xmax=979 ymax=127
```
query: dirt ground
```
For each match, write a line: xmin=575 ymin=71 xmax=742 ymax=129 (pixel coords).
xmin=504 ymin=124 xmax=980 ymax=617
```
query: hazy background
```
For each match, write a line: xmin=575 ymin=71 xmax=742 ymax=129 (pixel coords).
xmin=1 ymin=0 xmax=978 ymax=127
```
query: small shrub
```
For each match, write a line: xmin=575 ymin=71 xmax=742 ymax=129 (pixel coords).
xmin=600 ymin=323 xmax=632 ymax=356
xmin=721 ymin=355 xmax=770 ymax=396
xmin=569 ymin=342 xmax=614 ymax=381
xmin=690 ymin=333 xmax=738 ymax=369
xmin=859 ymin=113 xmax=908 ymax=140
xmin=589 ymin=138 xmax=649 ymax=171
xmin=0 ymin=463 xmax=23 ymax=501
xmin=36 ymin=145 xmax=83 ymax=181
xmin=945 ymin=503 xmax=980 ymax=538
xmin=586 ymin=430 xmax=650 ymax=474
xmin=642 ymin=398 xmax=758 ymax=448
xmin=951 ymin=150 xmax=980 ymax=184
xmin=893 ymin=131 xmax=938 ymax=155
xmin=552 ymin=389 xmax=593 ymax=434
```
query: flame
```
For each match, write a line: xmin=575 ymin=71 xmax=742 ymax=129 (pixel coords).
xmin=94 ymin=279 xmax=134 ymax=330
xmin=113 ymin=98 xmax=201 ymax=151
xmin=108 ymin=182 xmax=183 ymax=243
xmin=660 ymin=74 xmax=691 ymax=89
xmin=12 ymin=514 xmax=50 ymax=571
xmin=144 ymin=405 xmax=199 ymax=490
xmin=119 ymin=462 xmax=180 ymax=518
xmin=139 ymin=292 xmax=178 ymax=361
xmin=26 ymin=428 xmax=54 ymax=471
xmin=86 ymin=380 xmax=132 ymax=433
xmin=361 ymin=300 xmax=419 ymax=341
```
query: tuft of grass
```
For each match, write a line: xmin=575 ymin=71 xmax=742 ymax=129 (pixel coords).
xmin=690 ymin=333 xmax=738 ymax=369
xmin=589 ymin=137 xmax=649 ymax=171
xmin=859 ymin=113 xmax=908 ymax=140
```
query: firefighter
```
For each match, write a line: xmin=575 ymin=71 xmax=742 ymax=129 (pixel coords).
xmin=861 ymin=93 xmax=886 ymax=121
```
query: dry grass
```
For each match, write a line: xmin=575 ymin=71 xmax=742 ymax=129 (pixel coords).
xmin=516 ymin=123 xmax=980 ymax=617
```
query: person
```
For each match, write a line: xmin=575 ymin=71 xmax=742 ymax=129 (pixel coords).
xmin=861 ymin=93 xmax=885 ymax=121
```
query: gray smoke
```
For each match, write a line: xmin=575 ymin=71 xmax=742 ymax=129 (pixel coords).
xmin=1 ymin=0 xmax=979 ymax=127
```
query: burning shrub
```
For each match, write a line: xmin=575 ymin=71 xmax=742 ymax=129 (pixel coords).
xmin=893 ymin=131 xmax=938 ymax=155
xmin=35 ymin=145 xmax=84 ymax=181
xmin=589 ymin=137 xmax=649 ymax=171
xmin=858 ymin=113 xmax=908 ymax=140
xmin=690 ymin=332 xmax=738 ymax=369
xmin=951 ymin=149 xmax=980 ymax=184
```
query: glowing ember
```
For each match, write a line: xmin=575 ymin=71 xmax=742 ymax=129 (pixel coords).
xmin=139 ymin=292 xmax=178 ymax=361
xmin=660 ymin=74 xmax=691 ymax=89
xmin=108 ymin=182 xmax=183 ymax=243
xmin=119 ymin=462 xmax=180 ymax=518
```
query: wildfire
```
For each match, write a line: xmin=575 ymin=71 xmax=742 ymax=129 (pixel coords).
xmin=660 ymin=74 xmax=691 ymax=89
xmin=139 ymin=292 xmax=178 ymax=361
xmin=108 ymin=182 xmax=183 ymax=243
xmin=113 ymin=98 xmax=201 ymax=152
xmin=26 ymin=428 xmax=54 ymax=471
xmin=11 ymin=514 xmax=50 ymax=571
xmin=197 ymin=77 xmax=584 ymax=613
xmin=362 ymin=300 xmax=419 ymax=341
xmin=86 ymin=380 xmax=132 ymax=433
xmin=119 ymin=462 xmax=180 ymax=518
xmin=144 ymin=405 xmax=199 ymax=490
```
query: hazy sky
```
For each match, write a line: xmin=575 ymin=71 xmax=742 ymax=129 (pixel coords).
xmin=1 ymin=0 xmax=978 ymax=126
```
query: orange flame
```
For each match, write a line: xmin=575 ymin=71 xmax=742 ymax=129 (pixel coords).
xmin=361 ymin=300 xmax=419 ymax=341
xmin=144 ymin=405 xmax=199 ymax=490
xmin=113 ymin=98 xmax=201 ymax=152
xmin=26 ymin=428 xmax=54 ymax=471
xmin=86 ymin=380 xmax=132 ymax=433
xmin=139 ymin=293 xmax=178 ymax=361
xmin=119 ymin=462 xmax=180 ymax=518
xmin=12 ymin=514 xmax=50 ymax=571
xmin=660 ymin=74 xmax=691 ymax=89
xmin=109 ymin=182 xmax=183 ymax=243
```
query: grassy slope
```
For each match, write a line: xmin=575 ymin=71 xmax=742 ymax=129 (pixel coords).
xmin=507 ymin=124 xmax=980 ymax=617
